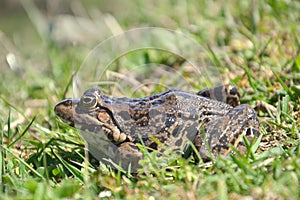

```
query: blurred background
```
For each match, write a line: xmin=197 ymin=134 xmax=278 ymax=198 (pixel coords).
xmin=1 ymin=0 xmax=299 ymax=131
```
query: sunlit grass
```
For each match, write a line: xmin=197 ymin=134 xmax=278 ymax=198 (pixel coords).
xmin=0 ymin=0 xmax=299 ymax=199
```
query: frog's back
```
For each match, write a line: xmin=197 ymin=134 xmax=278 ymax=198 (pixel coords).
xmin=110 ymin=89 xmax=232 ymax=142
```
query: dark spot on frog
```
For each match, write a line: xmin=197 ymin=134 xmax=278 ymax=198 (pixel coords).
xmin=171 ymin=126 xmax=180 ymax=137
xmin=165 ymin=113 xmax=176 ymax=127
xmin=175 ymin=138 xmax=183 ymax=146
xmin=117 ymin=110 xmax=131 ymax=121
xmin=246 ymin=128 xmax=260 ymax=137
xmin=148 ymin=142 xmax=158 ymax=150
xmin=136 ymin=116 xmax=149 ymax=126
xmin=151 ymin=99 xmax=165 ymax=105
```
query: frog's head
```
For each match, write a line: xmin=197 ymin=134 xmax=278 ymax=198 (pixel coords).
xmin=54 ymin=88 xmax=103 ymax=126
xmin=54 ymin=88 xmax=127 ymax=143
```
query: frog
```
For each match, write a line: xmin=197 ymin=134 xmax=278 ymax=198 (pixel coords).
xmin=54 ymin=84 xmax=260 ymax=171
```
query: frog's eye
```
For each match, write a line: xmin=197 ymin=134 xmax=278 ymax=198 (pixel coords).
xmin=81 ymin=93 xmax=97 ymax=108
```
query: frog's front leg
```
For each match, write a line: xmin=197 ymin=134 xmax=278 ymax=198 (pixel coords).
xmin=85 ymin=138 xmax=142 ymax=171
xmin=194 ymin=104 xmax=260 ymax=162
xmin=114 ymin=142 xmax=143 ymax=170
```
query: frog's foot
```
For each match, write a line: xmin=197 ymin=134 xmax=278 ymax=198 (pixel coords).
xmin=197 ymin=84 xmax=240 ymax=107
xmin=85 ymin=138 xmax=143 ymax=172
xmin=194 ymin=104 xmax=260 ymax=162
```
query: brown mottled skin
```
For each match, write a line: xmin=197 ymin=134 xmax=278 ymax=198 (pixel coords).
xmin=54 ymin=85 xmax=260 ymax=171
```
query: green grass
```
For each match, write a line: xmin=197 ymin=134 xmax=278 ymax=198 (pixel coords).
xmin=0 ymin=0 xmax=299 ymax=199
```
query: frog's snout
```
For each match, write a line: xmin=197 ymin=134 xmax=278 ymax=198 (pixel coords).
xmin=54 ymin=98 xmax=78 ymax=126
